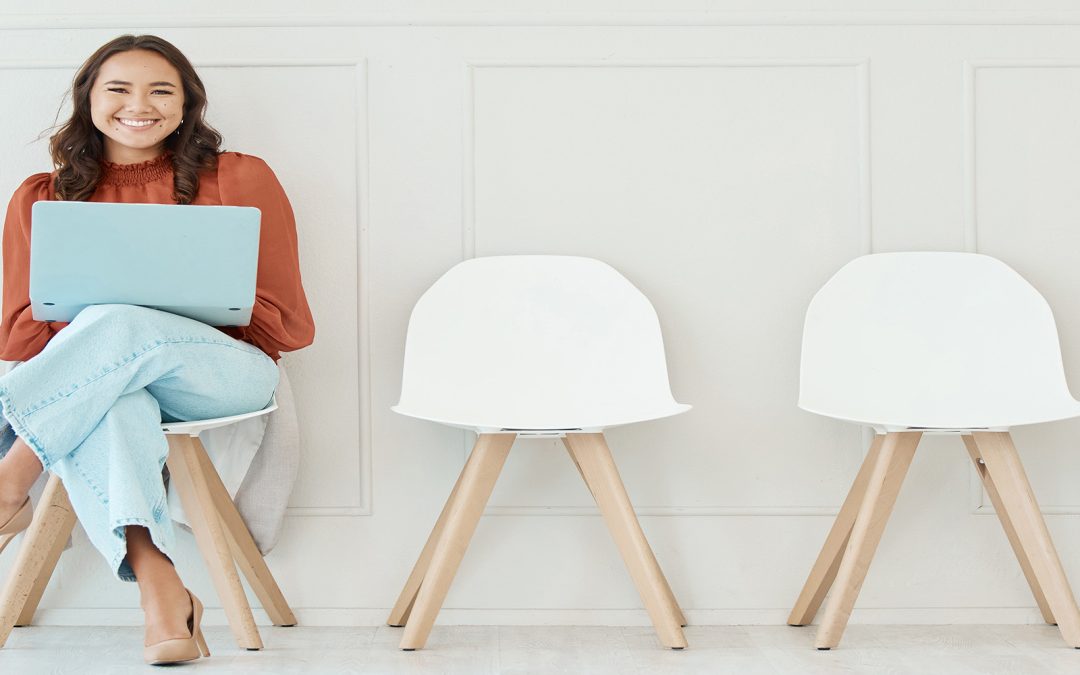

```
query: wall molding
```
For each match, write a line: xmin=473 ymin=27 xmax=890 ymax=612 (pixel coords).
xmin=6 ymin=12 xmax=1080 ymax=29
xmin=461 ymin=59 xmax=871 ymax=517
xmin=0 ymin=57 xmax=369 ymax=69
xmin=352 ymin=57 xmax=374 ymax=517
xmin=484 ymin=505 xmax=841 ymax=517
xmin=962 ymin=59 xmax=1080 ymax=253
xmin=27 ymin=605 xmax=1052 ymax=627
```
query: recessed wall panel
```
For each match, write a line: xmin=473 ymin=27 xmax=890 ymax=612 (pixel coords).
xmin=470 ymin=63 xmax=868 ymax=511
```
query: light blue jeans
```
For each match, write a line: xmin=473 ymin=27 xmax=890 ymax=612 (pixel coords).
xmin=0 ymin=304 xmax=278 ymax=581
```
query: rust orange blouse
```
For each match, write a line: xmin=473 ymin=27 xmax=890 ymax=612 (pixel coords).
xmin=0 ymin=152 xmax=315 ymax=362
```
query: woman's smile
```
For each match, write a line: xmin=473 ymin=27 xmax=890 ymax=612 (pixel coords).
xmin=115 ymin=117 xmax=161 ymax=130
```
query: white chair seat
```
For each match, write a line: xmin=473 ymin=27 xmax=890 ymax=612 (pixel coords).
xmin=161 ymin=396 xmax=278 ymax=436
xmin=391 ymin=400 xmax=690 ymax=432
xmin=800 ymin=252 xmax=1080 ymax=430
xmin=395 ymin=256 xmax=689 ymax=433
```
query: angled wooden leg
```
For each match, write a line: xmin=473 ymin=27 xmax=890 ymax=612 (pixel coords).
xmin=566 ymin=442 xmax=689 ymax=625
xmin=15 ymin=507 xmax=73 ymax=628
xmin=973 ymin=431 xmax=1080 ymax=647
xmin=789 ymin=434 xmax=885 ymax=626
xmin=399 ymin=433 xmax=515 ymax=650
xmin=167 ymin=435 xmax=262 ymax=651
xmin=816 ymin=431 xmax=920 ymax=650
xmin=0 ymin=474 xmax=77 ymax=646
xmin=570 ymin=446 xmax=689 ymax=630
xmin=565 ymin=433 xmax=687 ymax=649
xmin=962 ymin=434 xmax=1055 ymax=625
xmin=388 ymin=459 xmax=468 ymax=627
xmin=650 ymin=548 xmax=688 ymax=628
xmin=193 ymin=438 xmax=297 ymax=627
xmin=563 ymin=438 xmax=688 ymax=628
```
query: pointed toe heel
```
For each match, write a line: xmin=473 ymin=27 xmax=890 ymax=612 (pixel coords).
xmin=144 ymin=589 xmax=208 ymax=665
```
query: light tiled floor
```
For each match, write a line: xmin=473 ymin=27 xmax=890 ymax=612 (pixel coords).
xmin=1 ymin=624 xmax=1077 ymax=674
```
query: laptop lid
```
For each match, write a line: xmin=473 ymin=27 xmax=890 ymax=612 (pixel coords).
xmin=29 ymin=201 xmax=260 ymax=326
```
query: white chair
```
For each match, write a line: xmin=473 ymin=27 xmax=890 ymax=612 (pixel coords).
xmin=0 ymin=399 xmax=296 ymax=651
xmin=788 ymin=251 xmax=1080 ymax=649
xmin=387 ymin=255 xmax=691 ymax=650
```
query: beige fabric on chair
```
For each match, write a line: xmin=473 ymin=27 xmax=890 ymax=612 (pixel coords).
xmin=167 ymin=362 xmax=300 ymax=554
xmin=232 ymin=362 xmax=300 ymax=553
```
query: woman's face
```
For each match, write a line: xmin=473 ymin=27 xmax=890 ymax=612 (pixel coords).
xmin=89 ymin=49 xmax=185 ymax=164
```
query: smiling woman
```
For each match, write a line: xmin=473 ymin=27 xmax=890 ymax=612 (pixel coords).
xmin=49 ymin=35 xmax=222 ymax=204
xmin=90 ymin=51 xmax=185 ymax=163
xmin=0 ymin=34 xmax=315 ymax=666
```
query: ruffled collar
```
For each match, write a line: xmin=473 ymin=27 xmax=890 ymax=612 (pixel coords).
xmin=100 ymin=152 xmax=172 ymax=186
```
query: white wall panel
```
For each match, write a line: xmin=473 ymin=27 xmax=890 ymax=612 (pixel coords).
xmin=200 ymin=61 xmax=369 ymax=514
xmin=469 ymin=62 xmax=868 ymax=514
xmin=4 ymin=4 xmax=1080 ymax=627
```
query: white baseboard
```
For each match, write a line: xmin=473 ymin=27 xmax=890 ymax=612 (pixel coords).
xmin=24 ymin=606 xmax=1049 ymax=627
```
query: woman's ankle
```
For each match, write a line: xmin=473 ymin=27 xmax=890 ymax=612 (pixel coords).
xmin=126 ymin=525 xmax=187 ymax=608
xmin=0 ymin=437 xmax=43 ymax=505
xmin=139 ymin=578 xmax=188 ymax=609
xmin=0 ymin=466 xmax=30 ymax=508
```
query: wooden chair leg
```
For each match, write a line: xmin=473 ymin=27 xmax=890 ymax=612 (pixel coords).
xmin=15 ymin=526 xmax=69 ymax=628
xmin=193 ymin=438 xmax=297 ymax=627
xmin=789 ymin=434 xmax=885 ymax=626
xmin=15 ymin=503 xmax=73 ymax=628
xmin=962 ymin=434 xmax=1055 ymax=625
xmin=166 ymin=435 xmax=263 ymax=651
xmin=563 ymin=438 xmax=688 ymax=628
xmin=0 ymin=474 xmax=77 ymax=647
xmin=388 ymin=459 xmax=468 ymax=627
xmin=973 ymin=431 xmax=1080 ymax=647
xmin=399 ymin=433 xmax=515 ymax=651
xmin=815 ymin=431 xmax=920 ymax=650
xmin=564 ymin=432 xmax=687 ymax=649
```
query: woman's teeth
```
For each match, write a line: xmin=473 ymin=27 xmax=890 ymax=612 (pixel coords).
xmin=117 ymin=118 xmax=158 ymax=128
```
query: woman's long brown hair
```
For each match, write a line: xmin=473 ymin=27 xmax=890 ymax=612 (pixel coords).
xmin=48 ymin=35 xmax=222 ymax=204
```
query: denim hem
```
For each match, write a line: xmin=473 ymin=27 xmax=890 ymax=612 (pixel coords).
xmin=0 ymin=386 xmax=52 ymax=471
xmin=110 ymin=516 xmax=174 ymax=583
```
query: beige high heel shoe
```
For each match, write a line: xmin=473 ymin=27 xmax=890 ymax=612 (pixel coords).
xmin=0 ymin=496 xmax=32 ymax=555
xmin=143 ymin=589 xmax=210 ymax=665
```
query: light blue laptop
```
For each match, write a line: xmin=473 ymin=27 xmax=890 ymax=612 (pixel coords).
xmin=30 ymin=201 xmax=261 ymax=327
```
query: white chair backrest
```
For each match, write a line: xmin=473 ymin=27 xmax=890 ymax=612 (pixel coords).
xmin=394 ymin=256 xmax=689 ymax=431
xmin=800 ymin=252 xmax=1080 ymax=430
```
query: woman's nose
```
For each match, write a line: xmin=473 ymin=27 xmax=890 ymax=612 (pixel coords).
xmin=125 ymin=93 xmax=152 ymax=111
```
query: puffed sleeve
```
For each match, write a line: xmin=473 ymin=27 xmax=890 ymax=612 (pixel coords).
xmin=216 ymin=153 xmax=315 ymax=361
xmin=0 ymin=173 xmax=69 ymax=362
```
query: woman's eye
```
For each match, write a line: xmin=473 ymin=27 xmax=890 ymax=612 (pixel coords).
xmin=104 ymin=87 xmax=173 ymax=95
